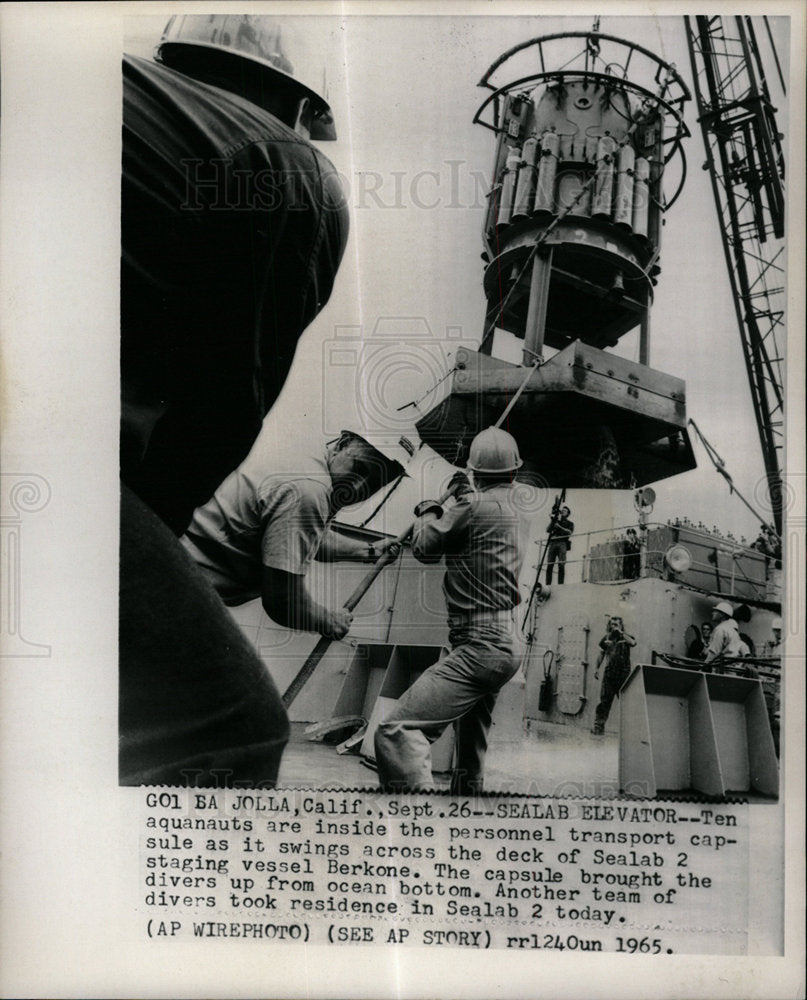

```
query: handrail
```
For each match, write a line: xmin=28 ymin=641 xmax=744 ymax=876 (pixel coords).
xmin=533 ymin=519 xmax=770 ymax=596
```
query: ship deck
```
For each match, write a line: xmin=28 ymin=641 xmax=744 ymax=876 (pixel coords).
xmin=277 ymin=719 xmax=621 ymax=798
xmin=277 ymin=717 xmax=778 ymax=803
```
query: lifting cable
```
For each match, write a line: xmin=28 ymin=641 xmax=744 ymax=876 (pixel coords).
xmin=493 ymin=357 xmax=542 ymax=429
xmin=688 ymin=418 xmax=779 ymax=538
xmin=357 ymin=472 xmax=407 ymax=528
xmin=357 ymin=439 xmax=424 ymax=529
xmin=397 ymin=161 xmax=602 ymax=419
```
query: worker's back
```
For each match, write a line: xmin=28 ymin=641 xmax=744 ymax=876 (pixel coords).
xmin=412 ymin=485 xmax=530 ymax=616
xmin=121 ymin=54 xmax=349 ymax=533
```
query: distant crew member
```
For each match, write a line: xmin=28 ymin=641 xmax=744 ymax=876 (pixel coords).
xmin=753 ymin=524 xmax=782 ymax=571
xmin=375 ymin=428 xmax=531 ymax=795
xmin=591 ymin=616 xmax=636 ymax=735
xmin=545 ymin=505 xmax=574 ymax=585
xmin=766 ymin=617 xmax=783 ymax=657
xmin=622 ymin=527 xmax=641 ymax=579
xmin=765 ymin=617 xmax=782 ymax=757
xmin=686 ymin=621 xmax=712 ymax=660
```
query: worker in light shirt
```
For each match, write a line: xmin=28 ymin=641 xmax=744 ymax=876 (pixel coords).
xmin=121 ymin=431 xmax=404 ymax=788
xmin=375 ymin=428 xmax=530 ymax=796
xmin=704 ymin=601 xmax=747 ymax=669
xmin=181 ymin=431 xmax=407 ymax=633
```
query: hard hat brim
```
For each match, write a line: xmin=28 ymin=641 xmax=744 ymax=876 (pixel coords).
xmin=157 ymin=41 xmax=337 ymax=140
xmin=466 ymin=458 xmax=523 ymax=473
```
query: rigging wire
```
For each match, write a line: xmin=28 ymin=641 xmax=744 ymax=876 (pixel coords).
xmin=357 ymin=473 xmax=407 ymax=529
xmin=762 ymin=15 xmax=787 ymax=96
xmin=688 ymin=418 xmax=779 ymax=538
xmin=396 ymin=365 xmax=458 ymax=412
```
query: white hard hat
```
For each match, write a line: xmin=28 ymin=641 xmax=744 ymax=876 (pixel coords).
xmin=466 ymin=427 xmax=523 ymax=474
xmin=714 ymin=601 xmax=734 ymax=618
xmin=157 ymin=14 xmax=337 ymax=139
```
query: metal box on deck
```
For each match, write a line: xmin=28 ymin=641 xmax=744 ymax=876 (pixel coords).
xmin=619 ymin=664 xmax=778 ymax=799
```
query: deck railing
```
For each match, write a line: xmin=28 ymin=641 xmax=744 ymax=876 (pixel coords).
xmin=535 ymin=520 xmax=773 ymax=600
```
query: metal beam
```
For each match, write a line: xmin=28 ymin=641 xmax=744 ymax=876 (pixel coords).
xmin=685 ymin=15 xmax=785 ymax=533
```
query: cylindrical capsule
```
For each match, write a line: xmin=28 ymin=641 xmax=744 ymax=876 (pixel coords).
xmin=632 ymin=156 xmax=651 ymax=238
xmin=533 ymin=130 xmax=559 ymax=213
xmin=614 ymin=145 xmax=635 ymax=227
xmin=591 ymin=135 xmax=617 ymax=217
xmin=496 ymin=146 xmax=522 ymax=228
xmin=584 ymin=134 xmax=599 ymax=163
xmin=513 ymin=135 xmax=539 ymax=219
xmin=647 ymin=128 xmax=664 ymax=250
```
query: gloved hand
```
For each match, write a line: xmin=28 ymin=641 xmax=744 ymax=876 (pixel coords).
xmin=414 ymin=499 xmax=444 ymax=519
xmin=446 ymin=470 xmax=472 ymax=498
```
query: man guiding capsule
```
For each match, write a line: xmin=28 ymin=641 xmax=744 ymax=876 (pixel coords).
xmin=181 ymin=431 xmax=409 ymax=639
xmin=375 ymin=427 xmax=531 ymax=795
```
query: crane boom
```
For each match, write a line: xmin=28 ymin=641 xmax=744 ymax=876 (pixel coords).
xmin=685 ymin=15 xmax=786 ymax=535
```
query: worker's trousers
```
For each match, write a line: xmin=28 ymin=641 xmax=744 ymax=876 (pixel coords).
xmin=119 ymin=484 xmax=290 ymax=787
xmin=545 ymin=540 xmax=568 ymax=585
xmin=375 ymin=616 xmax=521 ymax=795
xmin=593 ymin=661 xmax=630 ymax=730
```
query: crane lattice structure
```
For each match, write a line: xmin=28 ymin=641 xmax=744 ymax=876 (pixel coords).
xmin=685 ymin=15 xmax=786 ymax=535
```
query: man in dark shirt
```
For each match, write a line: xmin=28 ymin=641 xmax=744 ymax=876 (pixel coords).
xmin=545 ymin=504 xmax=574 ymax=585
xmin=591 ymin=615 xmax=636 ymax=735
xmin=686 ymin=621 xmax=712 ymax=660
xmin=622 ymin=527 xmax=642 ymax=579
xmin=374 ymin=428 xmax=530 ymax=795
xmin=120 ymin=16 xmax=349 ymax=787
xmin=122 ymin=20 xmax=348 ymax=532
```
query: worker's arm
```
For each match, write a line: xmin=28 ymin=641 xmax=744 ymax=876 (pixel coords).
xmin=703 ymin=628 xmax=723 ymax=664
xmin=261 ymin=566 xmax=352 ymax=639
xmin=259 ymin=485 xmax=351 ymax=636
xmin=411 ymin=496 xmax=472 ymax=564
xmin=315 ymin=529 xmax=400 ymax=563
xmin=594 ymin=645 xmax=607 ymax=678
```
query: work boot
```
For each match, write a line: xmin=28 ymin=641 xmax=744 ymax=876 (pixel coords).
xmin=590 ymin=722 xmax=604 ymax=736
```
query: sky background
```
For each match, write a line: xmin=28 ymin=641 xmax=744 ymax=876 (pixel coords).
xmin=123 ymin=12 xmax=791 ymax=544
